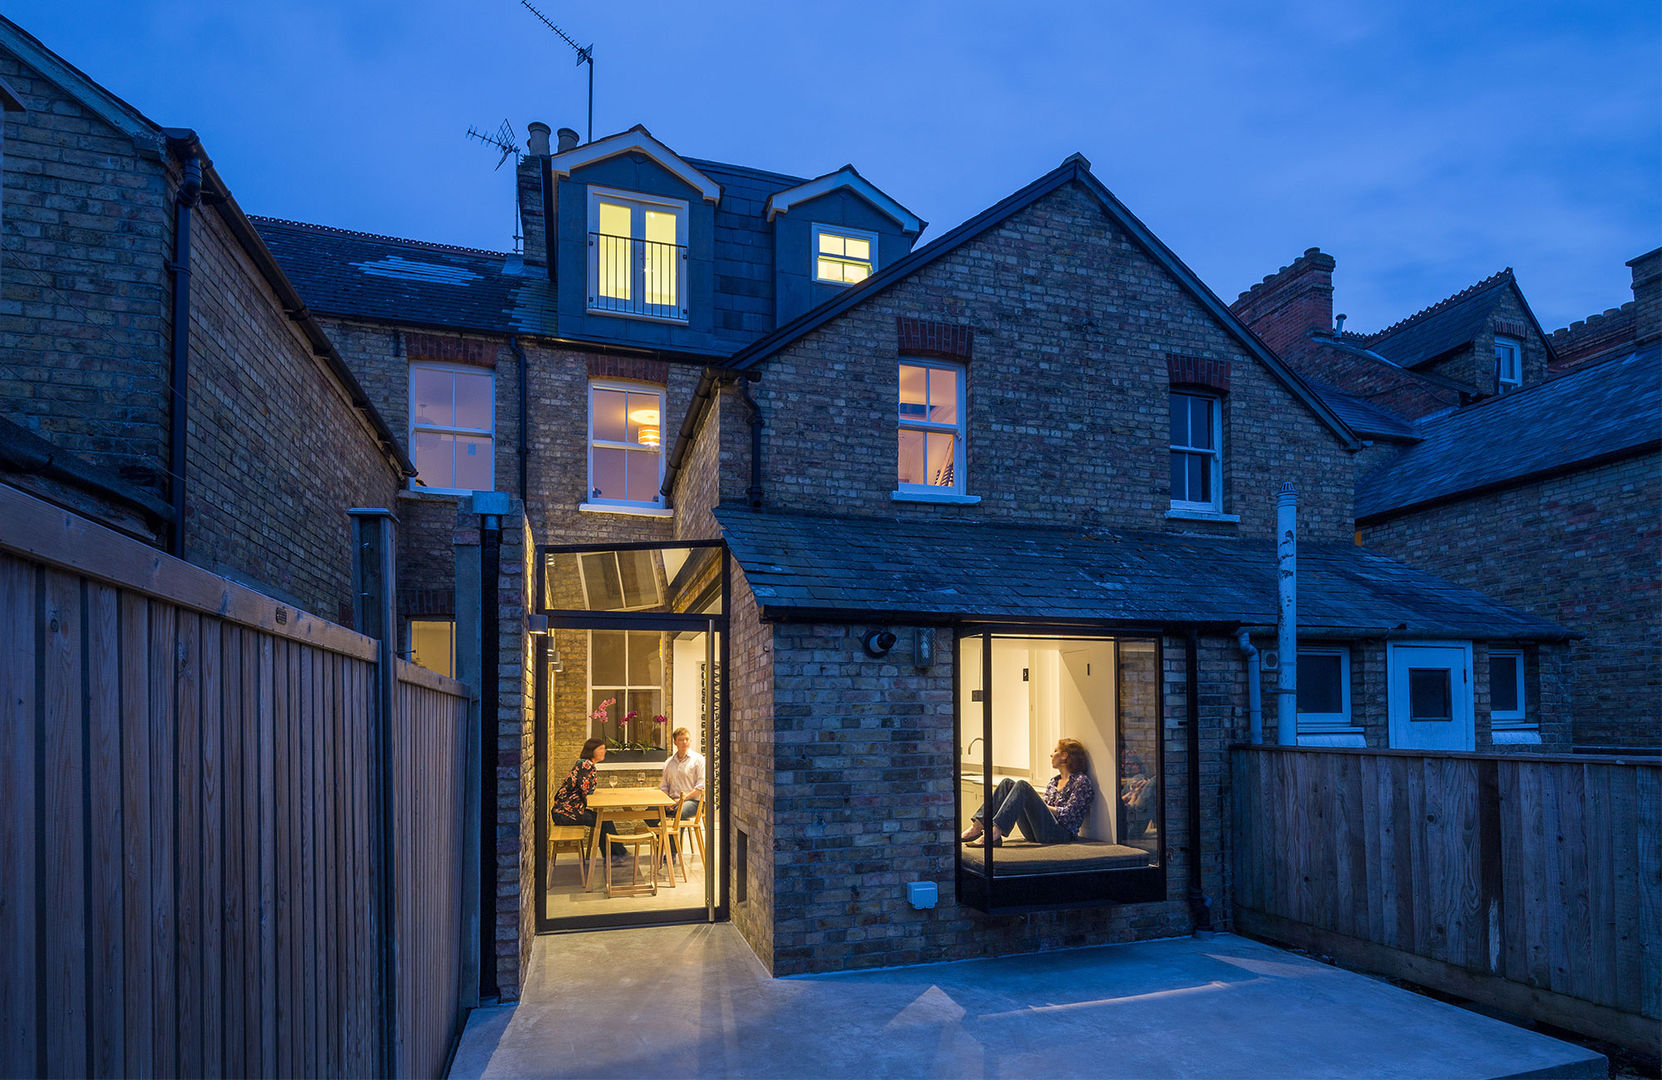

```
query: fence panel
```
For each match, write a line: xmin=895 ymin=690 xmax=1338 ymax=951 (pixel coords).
xmin=0 ymin=483 xmax=472 ymax=1078
xmin=1232 ymin=744 xmax=1662 ymax=1055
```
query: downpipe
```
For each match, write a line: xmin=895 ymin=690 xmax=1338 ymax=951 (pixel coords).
xmin=1236 ymin=630 xmax=1262 ymax=745
xmin=166 ymin=149 xmax=203 ymax=557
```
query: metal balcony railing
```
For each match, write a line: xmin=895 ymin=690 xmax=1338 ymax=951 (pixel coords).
xmin=588 ymin=232 xmax=687 ymax=319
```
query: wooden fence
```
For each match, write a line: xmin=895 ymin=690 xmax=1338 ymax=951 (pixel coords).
xmin=0 ymin=484 xmax=474 ymax=1078
xmin=1231 ymin=745 xmax=1660 ymax=1053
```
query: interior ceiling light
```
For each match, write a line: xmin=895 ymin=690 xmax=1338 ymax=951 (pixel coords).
xmin=639 ymin=425 xmax=660 ymax=447
xmin=628 ymin=406 xmax=660 ymax=425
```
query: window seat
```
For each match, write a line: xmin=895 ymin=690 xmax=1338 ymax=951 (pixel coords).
xmin=960 ymin=839 xmax=1152 ymax=878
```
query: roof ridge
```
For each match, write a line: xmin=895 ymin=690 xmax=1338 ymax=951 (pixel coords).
xmin=248 ymin=215 xmax=511 ymax=259
xmin=1359 ymin=268 xmax=1513 ymax=342
xmin=682 ymin=156 xmax=808 ymax=185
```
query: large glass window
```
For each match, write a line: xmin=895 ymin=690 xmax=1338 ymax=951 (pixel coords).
xmin=898 ymin=360 xmax=964 ymax=493
xmin=1170 ymin=391 xmax=1221 ymax=511
xmin=588 ymin=630 xmax=665 ymax=751
xmin=587 ymin=187 xmax=688 ymax=320
xmin=410 ymin=364 xmax=494 ymax=493
xmin=588 ymin=382 xmax=665 ymax=507
xmin=813 ymin=224 xmax=876 ymax=284
xmin=957 ymin=631 xmax=1163 ymax=912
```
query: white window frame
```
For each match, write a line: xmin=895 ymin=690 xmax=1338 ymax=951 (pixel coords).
xmin=586 ymin=185 xmax=689 ymax=322
xmin=586 ymin=629 xmax=666 ymax=747
xmin=408 ymin=361 xmax=495 ymax=495
xmin=585 ymin=380 xmax=666 ymax=510
xmin=1488 ymin=647 xmax=1528 ymax=726
xmin=1296 ymin=646 xmax=1363 ymax=746
xmin=1495 ymin=335 xmax=1523 ymax=391
xmin=812 ymin=223 xmax=878 ymax=285
xmin=897 ymin=358 xmax=967 ymax=497
xmin=1170 ymin=390 xmax=1223 ymax=513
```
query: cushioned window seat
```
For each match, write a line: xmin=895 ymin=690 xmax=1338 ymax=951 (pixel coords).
xmin=959 ymin=839 xmax=1152 ymax=877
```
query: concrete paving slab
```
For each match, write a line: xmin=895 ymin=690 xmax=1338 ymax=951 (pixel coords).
xmin=448 ymin=925 xmax=1605 ymax=1080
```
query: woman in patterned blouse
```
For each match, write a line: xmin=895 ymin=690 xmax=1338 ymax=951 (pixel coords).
xmin=551 ymin=738 xmax=619 ymax=856
xmin=961 ymin=738 xmax=1095 ymax=846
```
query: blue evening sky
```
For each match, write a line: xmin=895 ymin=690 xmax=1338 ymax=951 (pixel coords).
xmin=7 ymin=0 xmax=1657 ymax=331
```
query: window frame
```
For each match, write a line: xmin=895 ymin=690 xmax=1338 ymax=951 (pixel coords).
xmin=1495 ymin=335 xmax=1523 ymax=392
xmin=812 ymin=223 xmax=878 ymax=285
xmin=585 ymin=185 xmax=690 ymax=322
xmin=1488 ymin=647 xmax=1527 ymax=726
xmin=1169 ymin=390 xmax=1223 ymax=513
xmin=408 ymin=361 xmax=496 ymax=495
xmin=896 ymin=357 xmax=968 ymax=497
xmin=1295 ymin=646 xmax=1362 ymax=745
xmin=585 ymin=628 xmax=666 ymax=747
xmin=586 ymin=379 xmax=667 ymax=510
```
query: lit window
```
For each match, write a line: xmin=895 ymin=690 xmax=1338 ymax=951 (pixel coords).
xmin=409 ymin=618 xmax=455 ymax=678
xmin=1489 ymin=648 xmax=1526 ymax=724
xmin=588 ymin=629 xmax=665 ymax=750
xmin=576 ymin=548 xmax=662 ymax=611
xmin=897 ymin=360 xmax=964 ymax=493
xmin=587 ymin=187 xmax=688 ymax=320
xmin=1170 ymin=391 xmax=1221 ymax=511
xmin=1495 ymin=336 xmax=1522 ymax=392
xmin=814 ymin=224 xmax=876 ymax=285
xmin=588 ymin=381 xmax=665 ymax=506
xmin=410 ymin=364 xmax=494 ymax=493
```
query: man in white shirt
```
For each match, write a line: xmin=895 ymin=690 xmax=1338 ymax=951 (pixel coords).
xmin=660 ymin=727 xmax=705 ymax=864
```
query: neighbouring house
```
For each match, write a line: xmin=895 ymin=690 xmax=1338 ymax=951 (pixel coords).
xmin=0 ymin=16 xmax=408 ymax=621
xmin=1233 ymin=247 xmax=1661 ymax=754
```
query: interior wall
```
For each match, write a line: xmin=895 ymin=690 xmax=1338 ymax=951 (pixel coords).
xmin=1059 ymin=641 xmax=1116 ymax=842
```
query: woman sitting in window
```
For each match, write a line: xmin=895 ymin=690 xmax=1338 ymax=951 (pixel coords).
xmin=960 ymin=738 xmax=1095 ymax=846
xmin=551 ymin=738 xmax=620 ymax=858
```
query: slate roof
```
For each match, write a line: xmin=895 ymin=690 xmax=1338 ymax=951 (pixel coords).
xmin=685 ymin=158 xmax=806 ymax=344
xmin=714 ymin=507 xmax=1570 ymax=640
xmin=1303 ymin=378 xmax=1420 ymax=440
xmin=250 ymin=217 xmax=556 ymax=336
xmin=1360 ymin=271 xmax=1514 ymax=367
xmin=1356 ymin=345 xmax=1661 ymax=519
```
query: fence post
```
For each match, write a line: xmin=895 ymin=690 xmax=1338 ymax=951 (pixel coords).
xmin=349 ymin=508 xmax=399 ymax=1079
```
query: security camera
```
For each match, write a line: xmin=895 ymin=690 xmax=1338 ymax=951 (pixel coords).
xmin=861 ymin=629 xmax=897 ymax=658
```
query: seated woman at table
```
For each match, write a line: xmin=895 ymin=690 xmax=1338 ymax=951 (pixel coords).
xmin=551 ymin=738 xmax=621 ymax=857
xmin=959 ymin=738 xmax=1094 ymax=847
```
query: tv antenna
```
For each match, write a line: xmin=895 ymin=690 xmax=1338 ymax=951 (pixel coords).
xmin=465 ymin=119 xmax=524 ymax=252
xmin=521 ymin=1 xmax=593 ymax=143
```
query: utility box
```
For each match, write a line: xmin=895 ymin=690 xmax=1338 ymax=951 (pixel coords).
xmin=906 ymin=881 xmax=938 ymax=909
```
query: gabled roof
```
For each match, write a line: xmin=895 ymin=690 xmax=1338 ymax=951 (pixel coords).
xmin=1356 ymin=345 xmax=1661 ymax=520
xmin=549 ymin=125 xmax=722 ymax=203
xmin=714 ymin=506 xmax=1571 ymax=640
xmin=1357 ymin=269 xmax=1558 ymax=370
xmin=727 ymin=154 xmax=1359 ymax=450
xmin=0 ymin=15 xmax=157 ymax=147
xmin=763 ymin=164 xmax=925 ymax=234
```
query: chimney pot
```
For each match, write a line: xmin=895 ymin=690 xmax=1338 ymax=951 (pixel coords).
xmin=556 ymin=127 xmax=580 ymax=153
xmin=526 ymin=122 xmax=552 ymax=158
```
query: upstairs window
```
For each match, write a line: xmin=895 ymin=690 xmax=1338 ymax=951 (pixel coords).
xmin=898 ymin=360 xmax=964 ymax=494
xmin=814 ymin=224 xmax=876 ymax=285
xmin=588 ymin=381 xmax=665 ymax=507
xmin=1494 ymin=336 xmax=1522 ymax=392
xmin=1170 ymin=391 xmax=1221 ymax=512
xmin=410 ymin=363 xmax=494 ymax=493
xmin=587 ymin=187 xmax=688 ymax=321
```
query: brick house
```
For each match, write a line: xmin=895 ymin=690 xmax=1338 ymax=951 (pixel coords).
xmin=1233 ymin=247 xmax=1660 ymax=754
xmin=0 ymin=16 xmax=408 ymax=621
xmin=256 ymin=120 xmax=1574 ymax=984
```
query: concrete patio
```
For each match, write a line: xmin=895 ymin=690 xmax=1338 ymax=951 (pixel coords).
xmin=448 ymin=925 xmax=1605 ymax=1079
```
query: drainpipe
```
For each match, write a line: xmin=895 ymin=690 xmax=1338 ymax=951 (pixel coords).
xmin=737 ymin=377 xmax=764 ymax=507
xmin=1236 ymin=629 xmax=1262 ymax=745
xmin=166 ymin=148 xmax=203 ymax=557
xmin=508 ymin=335 xmax=529 ymax=501
xmin=475 ymin=492 xmax=506 ymax=999
xmin=1276 ymin=484 xmax=1298 ymax=745
xmin=1185 ymin=629 xmax=1213 ymax=933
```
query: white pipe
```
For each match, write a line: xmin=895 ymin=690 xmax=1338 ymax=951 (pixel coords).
xmin=1276 ymin=483 xmax=1298 ymax=745
xmin=1236 ymin=630 xmax=1263 ymax=744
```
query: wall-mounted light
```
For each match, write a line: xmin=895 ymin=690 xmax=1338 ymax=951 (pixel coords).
xmin=914 ymin=627 xmax=937 ymax=669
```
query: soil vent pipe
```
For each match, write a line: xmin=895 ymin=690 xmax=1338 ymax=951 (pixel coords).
xmin=1276 ymin=484 xmax=1298 ymax=745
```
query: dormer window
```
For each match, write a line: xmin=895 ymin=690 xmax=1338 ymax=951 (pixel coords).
xmin=1494 ymin=335 xmax=1522 ymax=392
xmin=587 ymin=187 xmax=689 ymax=321
xmin=814 ymin=224 xmax=876 ymax=285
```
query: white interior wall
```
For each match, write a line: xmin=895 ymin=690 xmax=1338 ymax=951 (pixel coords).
xmin=670 ymin=634 xmax=706 ymax=755
xmin=1058 ymin=641 xmax=1117 ymax=842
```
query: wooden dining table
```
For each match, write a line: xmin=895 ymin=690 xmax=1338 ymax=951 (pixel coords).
xmin=585 ymin=787 xmax=675 ymax=891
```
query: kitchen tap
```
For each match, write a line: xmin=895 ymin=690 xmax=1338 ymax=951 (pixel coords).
xmin=965 ymin=736 xmax=983 ymax=757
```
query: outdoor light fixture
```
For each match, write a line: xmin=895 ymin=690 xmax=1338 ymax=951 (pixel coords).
xmin=861 ymin=628 xmax=897 ymax=658
xmin=914 ymin=627 xmax=936 ymax=669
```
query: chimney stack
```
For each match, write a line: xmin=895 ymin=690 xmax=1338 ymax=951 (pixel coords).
xmin=1230 ymin=247 xmax=1336 ymax=364
xmin=1629 ymin=247 xmax=1661 ymax=348
xmin=517 ymin=121 xmax=555 ymax=269
xmin=556 ymin=127 xmax=580 ymax=153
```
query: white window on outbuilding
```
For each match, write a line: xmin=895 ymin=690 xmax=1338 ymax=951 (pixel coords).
xmin=813 ymin=224 xmax=877 ymax=285
xmin=587 ymin=186 xmax=689 ymax=321
xmin=1495 ymin=335 xmax=1523 ymax=392
xmin=1170 ymin=391 xmax=1222 ymax=512
xmin=409 ymin=363 xmax=495 ymax=493
xmin=1296 ymin=646 xmax=1363 ymax=747
xmin=897 ymin=359 xmax=965 ymax=496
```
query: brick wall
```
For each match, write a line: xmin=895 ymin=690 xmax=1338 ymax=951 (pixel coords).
xmin=0 ymin=51 xmax=171 ymax=493
xmin=749 ymin=181 xmax=1356 ymax=542
xmin=1228 ymin=247 xmax=1335 ymax=362
xmin=727 ymin=567 xmax=775 ymax=970
xmin=1359 ymin=452 xmax=1659 ymax=751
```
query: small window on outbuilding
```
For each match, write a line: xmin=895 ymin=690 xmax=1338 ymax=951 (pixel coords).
xmin=813 ymin=224 xmax=876 ymax=284
xmin=1296 ymin=646 xmax=1363 ymax=746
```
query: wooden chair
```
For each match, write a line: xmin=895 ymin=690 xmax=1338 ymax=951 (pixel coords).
xmin=606 ymin=827 xmax=659 ymax=898
xmin=548 ymin=824 xmax=590 ymax=889
xmin=669 ymin=797 xmax=706 ymax=882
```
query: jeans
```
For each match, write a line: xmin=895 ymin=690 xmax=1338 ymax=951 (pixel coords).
xmin=553 ymin=808 xmax=621 ymax=857
xmin=972 ymin=778 xmax=1075 ymax=844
